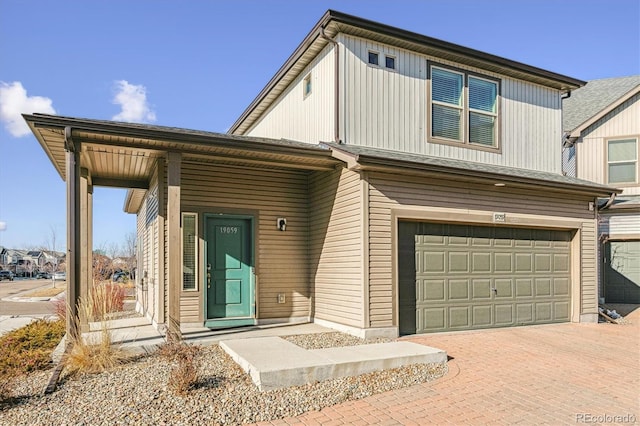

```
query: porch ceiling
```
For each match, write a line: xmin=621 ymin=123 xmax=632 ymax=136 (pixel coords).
xmin=23 ymin=114 xmax=341 ymax=187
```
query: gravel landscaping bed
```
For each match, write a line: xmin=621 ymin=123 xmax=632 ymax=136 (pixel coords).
xmin=0 ymin=333 xmax=447 ymax=425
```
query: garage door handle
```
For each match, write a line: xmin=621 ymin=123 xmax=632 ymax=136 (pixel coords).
xmin=491 ymin=288 xmax=497 ymax=294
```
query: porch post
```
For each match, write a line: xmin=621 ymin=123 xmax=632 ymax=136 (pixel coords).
xmin=79 ymin=169 xmax=91 ymax=331
xmin=64 ymin=127 xmax=81 ymax=340
xmin=166 ymin=152 xmax=181 ymax=339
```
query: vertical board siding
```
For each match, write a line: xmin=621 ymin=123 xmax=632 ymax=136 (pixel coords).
xmin=576 ymin=94 xmax=640 ymax=195
xmin=366 ymin=172 xmax=598 ymax=327
xmin=309 ymin=167 xmax=363 ymax=327
xmin=340 ymin=35 xmax=562 ymax=173
xmin=246 ymin=45 xmax=335 ymax=144
xmin=181 ymin=162 xmax=311 ymax=320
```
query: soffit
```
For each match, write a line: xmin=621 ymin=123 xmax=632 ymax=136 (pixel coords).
xmin=24 ymin=114 xmax=340 ymax=185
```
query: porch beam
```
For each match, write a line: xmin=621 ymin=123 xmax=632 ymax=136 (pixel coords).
xmin=91 ymin=177 xmax=149 ymax=189
xmin=166 ymin=152 xmax=182 ymax=339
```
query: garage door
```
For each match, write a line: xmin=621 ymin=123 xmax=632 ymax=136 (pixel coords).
xmin=399 ymin=222 xmax=571 ymax=334
xmin=604 ymin=240 xmax=640 ymax=303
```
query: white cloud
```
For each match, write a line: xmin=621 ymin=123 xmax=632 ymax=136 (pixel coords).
xmin=112 ymin=80 xmax=156 ymax=123
xmin=0 ymin=81 xmax=56 ymax=137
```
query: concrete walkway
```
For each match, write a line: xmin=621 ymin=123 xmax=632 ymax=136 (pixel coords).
xmin=252 ymin=308 xmax=640 ymax=425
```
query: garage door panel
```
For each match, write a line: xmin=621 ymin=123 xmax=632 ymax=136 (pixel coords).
xmin=554 ymin=278 xmax=570 ymax=296
xmin=554 ymin=301 xmax=570 ymax=320
xmin=421 ymin=307 xmax=446 ymax=331
xmin=399 ymin=222 xmax=572 ymax=334
xmin=535 ymin=254 xmax=552 ymax=272
xmin=422 ymin=251 xmax=445 ymax=273
xmin=472 ymin=305 xmax=492 ymax=326
xmin=516 ymin=304 xmax=534 ymax=323
xmin=449 ymin=306 xmax=470 ymax=328
xmin=535 ymin=278 xmax=552 ymax=296
xmin=535 ymin=303 xmax=553 ymax=321
xmin=554 ymin=254 xmax=570 ymax=273
xmin=516 ymin=279 xmax=533 ymax=297
xmin=472 ymin=279 xmax=492 ymax=299
xmin=494 ymin=279 xmax=513 ymax=298
xmin=472 ymin=252 xmax=491 ymax=272
xmin=495 ymin=253 xmax=513 ymax=272
xmin=494 ymin=305 xmax=514 ymax=325
xmin=449 ymin=279 xmax=470 ymax=300
xmin=449 ymin=252 xmax=470 ymax=272
xmin=515 ymin=253 xmax=533 ymax=272
xmin=421 ymin=279 xmax=445 ymax=301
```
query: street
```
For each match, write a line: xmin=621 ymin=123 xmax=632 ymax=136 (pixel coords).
xmin=0 ymin=278 xmax=59 ymax=316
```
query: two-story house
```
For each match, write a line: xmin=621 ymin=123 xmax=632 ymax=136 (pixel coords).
xmin=24 ymin=10 xmax=616 ymax=338
xmin=563 ymin=75 xmax=640 ymax=304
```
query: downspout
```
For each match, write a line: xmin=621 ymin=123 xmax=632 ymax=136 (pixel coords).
xmin=320 ymin=27 xmax=341 ymax=144
xmin=598 ymin=192 xmax=616 ymax=211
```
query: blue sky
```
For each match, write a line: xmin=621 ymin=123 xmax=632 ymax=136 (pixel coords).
xmin=0 ymin=0 xmax=638 ymax=252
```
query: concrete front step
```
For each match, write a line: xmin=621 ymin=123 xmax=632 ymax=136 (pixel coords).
xmin=220 ymin=337 xmax=447 ymax=391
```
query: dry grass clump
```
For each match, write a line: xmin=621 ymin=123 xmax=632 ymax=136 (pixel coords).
xmin=62 ymin=289 xmax=129 ymax=376
xmin=158 ymin=337 xmax=201 ymax=395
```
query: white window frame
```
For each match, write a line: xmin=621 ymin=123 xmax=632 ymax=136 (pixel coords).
xmin=181 ymin=212 xmax=198 ymax=292
xmin=428 ymin=62 xmax=500 ymax=151
xmin=606 ymin=136 xmax=639 ymax=185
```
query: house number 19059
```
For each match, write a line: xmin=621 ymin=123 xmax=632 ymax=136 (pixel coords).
xmin=220 ymin=226 xmax=239 ymax=234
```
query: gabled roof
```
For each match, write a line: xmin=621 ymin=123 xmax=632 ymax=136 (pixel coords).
xmin=325 ymin=143 xmax=618 ymax=197
xmin=563 ymin=75 xmax=640 ymax=135
xmin=230 ymin=9 xmax=585 ymax=135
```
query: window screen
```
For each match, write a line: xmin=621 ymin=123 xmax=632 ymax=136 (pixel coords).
xmin=608 ymin=138 xmax=638 ymax=184
xmin=182 ymin=213 xmax=197 ymax=291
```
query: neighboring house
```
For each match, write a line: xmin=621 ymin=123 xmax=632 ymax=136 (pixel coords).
xmin=563 ymin=75 xmax=640 ymax=304
xmin=25 ymin=10 xmax=617 ymax=338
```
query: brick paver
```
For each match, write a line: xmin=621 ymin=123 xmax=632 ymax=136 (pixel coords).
xmin=253 ymin=310 xmax=639 ymax=425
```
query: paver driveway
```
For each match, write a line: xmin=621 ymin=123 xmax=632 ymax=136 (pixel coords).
xmin=255 ymin=309 xmax=639 ymax=425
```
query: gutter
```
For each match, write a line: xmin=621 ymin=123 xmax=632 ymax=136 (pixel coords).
xmin=598 ymin=193 xmax=617 ymax=211
xmin=319 ymin=27 xmax=341 ymax=144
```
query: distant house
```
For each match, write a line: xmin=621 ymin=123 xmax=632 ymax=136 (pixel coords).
xmin=26 ymin=10 xmax=617 ymax=338
xmin=563 ymin=75 xmax=640 ymax=304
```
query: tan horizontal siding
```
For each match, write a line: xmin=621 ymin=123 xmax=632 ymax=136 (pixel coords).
xmin=310 ymin=168 xmax=364 ymax=327
xmin=180 ymin=296 xmax=199 ymax=323
xmin=367 ymin=171 xmax=598 ymax=327
xmin=180 ymin=161 xmax=311 ymax=320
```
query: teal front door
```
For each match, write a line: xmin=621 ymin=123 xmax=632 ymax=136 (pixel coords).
xmin=205 ymin=216 xmax=253 ymax=320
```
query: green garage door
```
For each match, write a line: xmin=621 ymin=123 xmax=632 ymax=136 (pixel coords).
xmin=604 ymin=240 xmax=640 ymax=304
xmin=399 ymin=222 xmax=572 ymax=334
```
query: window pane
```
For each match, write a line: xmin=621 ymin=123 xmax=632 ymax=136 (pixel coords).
xmin=368 ymin=51 xmax=379 ymax=65
xmin=469 ymin=112 xmax=495 ymax=146
xmin=182 ymin=214 xmax=197 ymax=290
xmin=469 ymin=77 xmax=497 ymax=113
xmin=432 ymin=104 xmax=461 ymax=140
xmin=609 ymin=162 xmax=636 ymax=183
xmin=385 ymin=56 xmax=395 ymax=69
xmin=608 ymin=139 xmax=637 ymax=162
xmin=432 ymin=68 xmax=463 ymax=106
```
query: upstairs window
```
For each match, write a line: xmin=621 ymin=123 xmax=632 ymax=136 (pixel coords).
xmin=303 ymin=73 xmax=312 ymax=98
xmin=607 ymin=137 xmax=638 ymax=184
xmin=368 ymin=51 xmax=379 ymax=66
xmin=430 ymin=64 xmax=499 ymax=149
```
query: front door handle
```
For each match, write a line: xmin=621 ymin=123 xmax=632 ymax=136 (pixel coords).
xmin=207 ymin=263 xmax=211 ymax=288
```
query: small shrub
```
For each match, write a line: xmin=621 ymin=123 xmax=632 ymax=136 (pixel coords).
xmin=0 ymin=319 xmax=65 ymax=373
xmin=159 ymin=339 xmax=201 ymax=395
xmin=0 ymin=319 xmax=65 ymax=403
